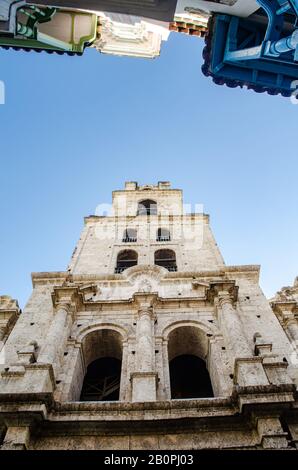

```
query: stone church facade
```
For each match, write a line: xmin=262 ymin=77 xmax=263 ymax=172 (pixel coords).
xmin=0 ymin=181 xmax=297 ymax=450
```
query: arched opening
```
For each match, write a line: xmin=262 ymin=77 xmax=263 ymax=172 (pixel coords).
xmin=80 ymin=329 xmax=123 ymax=402
xmin=122 ymin=228 xmax=137 ymax=243
xmin=80 ymin=358 xmax=121 ymax=401
xmin=115 ymin=250 xmax=138 ymax=273
xmin=156 ymin=227 xmax=171 ymax=242
xmin=169 ymin=355 xmax=213 ymax=399
xmin=137 ymin=199 xmax=157 ymax=216
xmin=155 ymin=249 xmax=177 ymax=271
xmin=168 ymin=326 xmax=214 ymax=399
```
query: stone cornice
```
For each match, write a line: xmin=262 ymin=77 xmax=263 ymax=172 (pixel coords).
xmin=31 ymin=265 xmax=260 ymax=287
xmin=51 ymin=284 xmax=98 ymax=312
xmin=271 ymin=301 xmax=298 ymax=312
xmin=0 ymin=296 xmax=20 ymax=313
xmin=84 ymin=213 xmax=209 ymax=224
xmin=0 ymin=296 xmax=21 ymax=338
xmin=1 ymin=389 xmax=296 ymax=434
xmin=206 ymin=281 xmax=239 ymax=305
xmin=270 ymin=301 xmax=298 ymax=325
xmin=65 ymin=294 xmax=211 ymax=314
xmin=48 ymin=281 xmax=211 ymax=314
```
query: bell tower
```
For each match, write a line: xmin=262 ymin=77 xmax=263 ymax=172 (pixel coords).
xmin=0 ymin=182 xmax=297 ymax=450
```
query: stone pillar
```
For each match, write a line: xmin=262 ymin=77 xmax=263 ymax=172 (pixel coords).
xmin=271 ymin=301 xmax=298 ymax=363
xmin=216 ymin=291 xmax=251 ymax=359
xmin=38 ymin=304 xmax=71 ymax=367
xmin=208 ymin=335 xmax=232 ymax=397
xmin=271 ymin=301 xmax=298 ymax=342
xmin=119 ymin=341 xmax=129 ymax=401
xmin=131 ymin=293 xmax=158 ymax=402
xmin=208 ymin=282 xmax=269 ymax=387
xmin=136 ymin=307 xmax=154 ymax=372
xmin=162 ymin=339 xmax=171 ymax=400
xmin=1 ymin=426 xmax=31 ymax=450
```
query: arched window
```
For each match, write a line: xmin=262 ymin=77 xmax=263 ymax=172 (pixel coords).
xmin=154 ymin=249 xmax=177 ymax=272
xmin=137 ymin=199 xmax=157 ymax=216
xmin=122 ymin=228 xmax=137 ymax=243
xmin=115 ymin=250 xmax=138 ymax=273
xmin=168 ymin=326 xmax=214 ymax=399
xmin=80 ymin=329 xmax=123 ymax=402
xmin=156 ymin=228 xmax=171 ymax=242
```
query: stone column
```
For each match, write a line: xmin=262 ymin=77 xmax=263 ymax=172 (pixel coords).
xmin=136 ymin=307 xmax=154 ymax=372
xmin=271 ymin=301 xmax=298 ymax=338
xmin=271 ymin=301 xmax=298 ymax=361
xmin=131 ymin=293 xmax=158 ymax=402
xmin=38 ymin=304 xmax=72 ymax=367
xmin=162 ymin=339 xmax=171 ymax=400
xmin=119 ymin=341 xmax=129 ymax=401
xmin=216 ymin=290 xmax=252 ymax=359
xmin=208 ymin=335 xmax=232 ymax=397
xmin=208 ymin=282 xmax=269 ymax=387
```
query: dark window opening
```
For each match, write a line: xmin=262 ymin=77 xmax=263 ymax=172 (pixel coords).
xmin=80 ymin=357 xmax=121 ymax=402
xmin=122 ymin=228 xmax=137 ymax=243
xmin=137 ymin=199 xmax=157 ymax=216
xmin=156 ymin=228 xmax=171 ymax=242
xmin=169 ymin=354 xmax=214 ymax=399
xmin=155 ymin=249 xmax=177 ymax=272
xmin=115 ymin=250 xmax=138 ymax=273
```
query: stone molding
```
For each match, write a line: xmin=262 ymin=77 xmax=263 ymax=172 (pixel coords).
xmin=206 ymin=281 xmax=239 ymax=305
xmin=271 ymin=300 xmax=298 ymax=327
xmin=0 ymin=296 xmax=20 ymax=342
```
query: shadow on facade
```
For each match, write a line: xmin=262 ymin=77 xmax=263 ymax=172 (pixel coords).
xmin=79 ymin=329 xmax=123 ymax=402
xmin=168 ymin=326 xmax=214 ymax=399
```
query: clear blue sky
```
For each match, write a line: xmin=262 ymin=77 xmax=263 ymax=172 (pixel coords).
xmin=0 ymin=33 xmax=297 ymax=308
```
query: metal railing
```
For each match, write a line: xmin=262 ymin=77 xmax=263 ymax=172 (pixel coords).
xmin=155 ymin=263 xmax=177 ymax=272
xmin=115 ymin=263 xmax=137 ymax=273
xmin=164 ymin=265 xmax=177 ymax=272
xmin=122 ymin=237 xmax=137 ymax=243
xmin=156 ymin=236 xmax=171 ymax=242
xmin=115 ymin=266 xmax=126 ymax=274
